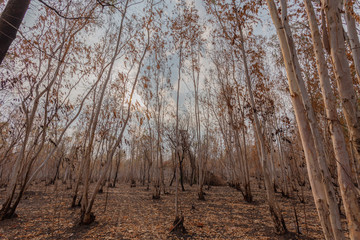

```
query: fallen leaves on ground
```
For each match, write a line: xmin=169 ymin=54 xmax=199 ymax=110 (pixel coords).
xmin=0 ymin=181 xmax=343 ymax=239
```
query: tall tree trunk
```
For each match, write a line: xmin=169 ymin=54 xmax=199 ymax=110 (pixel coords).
xmin=309 ymin=1 xmax=360 ymax=238
xmin=234 ymin=16 xmax=287 ymax=233
xmin=280 ymin=0 xmax=344 ymax=238
xmin=173 ymin=44 xmax=185 ymax=232
xmin=322 ymin=0 xmax=360 ymax=178
xmin=0 ymin=0 xmax=31 ymax=65
xmin=266 ymin=0 xmax=344 ymax=239
xmin=274 ymin=117 xmax=289 ymax=197
xmin=241 ymin=122 xmax=252 ymax=201
xmin=344 ymin=0 xmax=360 ymax=83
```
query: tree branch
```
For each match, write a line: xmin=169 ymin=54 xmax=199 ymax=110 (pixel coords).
xmin=37 ymin=0 xmax=93 ymax=20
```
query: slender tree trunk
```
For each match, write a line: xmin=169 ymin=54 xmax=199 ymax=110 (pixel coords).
xmin=159 ymin=146 xmax=165 ymax=193
xmin=235 ymin=18 xmax=287 ymax=233
xmin=275 ymin=117 xmax=289 ymax=197
xmin=112 ymin=152 xmax=121 ymax=187
xmin=153 ymin=78 xmax=161 ymax=198
xmin=173 ymin=45 xmax=185 ymax=232
xmin=190 ymin=45 xmax=205 ymax=200
xmin=241 ymin=123 xmax=252 ymax=201
xmin=179 ymin=158 xmax=185 ymax=191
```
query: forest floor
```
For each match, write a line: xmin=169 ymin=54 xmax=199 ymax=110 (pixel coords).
xmin=0 ymin=180 xmax=346 ymax=239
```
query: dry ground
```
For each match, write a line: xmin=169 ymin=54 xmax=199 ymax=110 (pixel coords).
xmin=0 ymin=181 xmax=341 ymax=239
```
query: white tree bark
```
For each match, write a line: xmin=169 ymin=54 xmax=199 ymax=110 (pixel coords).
xmin=267 ymin=0 xmax=344 ymax=238
xmin=319 ymin=0 xmax=360 ymax=238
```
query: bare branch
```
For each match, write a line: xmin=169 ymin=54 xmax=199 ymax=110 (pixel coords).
xmin=37 ymin=0 xmax=93 ymax=20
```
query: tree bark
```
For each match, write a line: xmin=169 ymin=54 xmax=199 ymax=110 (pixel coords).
xmin=280 ymin=1 xmax=343 ymax=237
xmin=0 ymin=0 xmax=31 ymax=64
xmin=267 ymin=0 xmax=344 ymax=239
xmin=316 ymin=1 xmax=360 ymax=238
xmin=344 ymin=0 xmax=360 ymax=83
xmin=322 ymin=0 xmax=360 ymax=181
